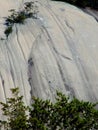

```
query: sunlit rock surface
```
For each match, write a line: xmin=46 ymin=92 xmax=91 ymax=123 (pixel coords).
xmin=0 ymin=0 xmax=98 ymax=119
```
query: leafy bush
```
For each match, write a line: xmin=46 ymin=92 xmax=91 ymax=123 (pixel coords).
xmin=4 ymin=26 xmax=12 ymax=38
xmin=29 ymin=91 xmax=98 ymax=130
xmin=0 ymin=88 xmax=29 ymax=130
xmin=0 ymin=88 xmax=98 ymax=130
xmin=4 ymin=1 xmax=38 ymax=38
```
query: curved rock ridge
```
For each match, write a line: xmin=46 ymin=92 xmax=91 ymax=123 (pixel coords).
xmin=0 ymin=0 xmax=98 ymax=118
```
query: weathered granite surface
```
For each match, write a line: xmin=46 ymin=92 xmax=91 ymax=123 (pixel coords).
xmin=0 ymin=0 xmax=98 ymax=119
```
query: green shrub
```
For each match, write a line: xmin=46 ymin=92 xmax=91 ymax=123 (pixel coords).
xmin=13 ymin=11 xmax=26 ymax=24
xmin=4 ymin=26 xmax=12 ymax=38
xmin=0 ymin=88 xmax=29 ymax=130
xmin=4 ymin=2 xmax=38 ymax=38
xmin=29 ymin=91 xmax=98 ymax=130
xmin=0 ymin=88 xmax=98 ymax=130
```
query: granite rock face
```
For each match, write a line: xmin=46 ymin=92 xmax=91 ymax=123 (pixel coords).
xmin=0 ymin=0 xmax=98 ymax=118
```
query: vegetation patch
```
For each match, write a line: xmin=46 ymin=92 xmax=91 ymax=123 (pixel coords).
xmin=4 ymin=26 xmax=13 ymax=38
xmin=4 ymin=1 xmax=38 ymax=38
xmin=0 ymin=88 xmax=98 ymax=130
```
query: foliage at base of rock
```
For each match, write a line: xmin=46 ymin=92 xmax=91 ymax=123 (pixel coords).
xmin=0 ymin=88 xmax=98 ymax=130
xmin=0 ymin=88 xmax=29 ymax=130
